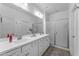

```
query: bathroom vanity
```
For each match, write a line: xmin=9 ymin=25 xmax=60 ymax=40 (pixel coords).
xmin=0 ymin=34 xmax=50 ymax=56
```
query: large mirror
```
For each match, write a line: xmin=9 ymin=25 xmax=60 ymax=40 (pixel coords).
xmin=0 ymin=3 xmax=44 ymax=38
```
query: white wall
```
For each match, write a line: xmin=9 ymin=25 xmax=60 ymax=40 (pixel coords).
xmin=49 ymin=11 xmax=69 ymax=21
xmin=0 ymin=4 xmax=43 ymax=38
xmin=46 ymin=11 xmax=69 ymax=46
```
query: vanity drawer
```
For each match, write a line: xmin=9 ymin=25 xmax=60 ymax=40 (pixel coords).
xmin=1 ymin=48 xmax=21 ymax=56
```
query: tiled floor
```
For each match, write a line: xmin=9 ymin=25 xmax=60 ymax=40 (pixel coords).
xmin=43 ymin=47 xmax=70 ymax=56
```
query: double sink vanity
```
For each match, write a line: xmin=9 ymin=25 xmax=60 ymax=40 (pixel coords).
xmin=0 ymin=34 xmax=50 ymax=56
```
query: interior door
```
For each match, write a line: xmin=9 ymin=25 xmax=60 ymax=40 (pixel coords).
xmin=55 ymin=19 xmax=69 ymax=48
xmin=70 ymin=6 xmax=78 ymax=56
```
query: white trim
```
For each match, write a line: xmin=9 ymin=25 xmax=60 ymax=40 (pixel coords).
xmin=54 ymin=45 xmax=70 ymax=51
xmin=43 ymin=10 xmax=46 ymax=34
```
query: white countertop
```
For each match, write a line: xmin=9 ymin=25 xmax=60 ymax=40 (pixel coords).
xmin=0 ymin=34 xmax=48 ymax=55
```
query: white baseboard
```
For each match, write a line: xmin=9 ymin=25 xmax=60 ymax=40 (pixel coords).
xmin=54 ymin=45 xmax=70 ymax=51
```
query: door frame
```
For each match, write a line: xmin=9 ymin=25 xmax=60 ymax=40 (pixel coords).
xmin=69 ymin=3 xmax=79 ymax=56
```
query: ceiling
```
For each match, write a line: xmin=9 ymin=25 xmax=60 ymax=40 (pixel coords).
xmin=34 ymin=3 xmax=70 ymax=15
xmin=12 ymin=3 xmax=70 ymax=15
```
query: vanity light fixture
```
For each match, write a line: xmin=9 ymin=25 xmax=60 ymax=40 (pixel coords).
xmin=13 ymin=3 xmax=29 ymax=11
xmin=34 ymin=10 xmax=43 ymax=19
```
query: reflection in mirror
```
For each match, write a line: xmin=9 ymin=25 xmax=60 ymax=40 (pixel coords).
xmin=0 ymin=3 xmax=43 ymax=39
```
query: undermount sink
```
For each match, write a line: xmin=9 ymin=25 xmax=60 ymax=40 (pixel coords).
xmin=22 ymin=33 xmax=42 ymax=40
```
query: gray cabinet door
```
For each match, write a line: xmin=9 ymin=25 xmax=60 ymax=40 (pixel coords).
xmin=29 ymin=40 xmax=39 ymax=56
xmin=38 ymin=38 xmax=46 ymax=56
